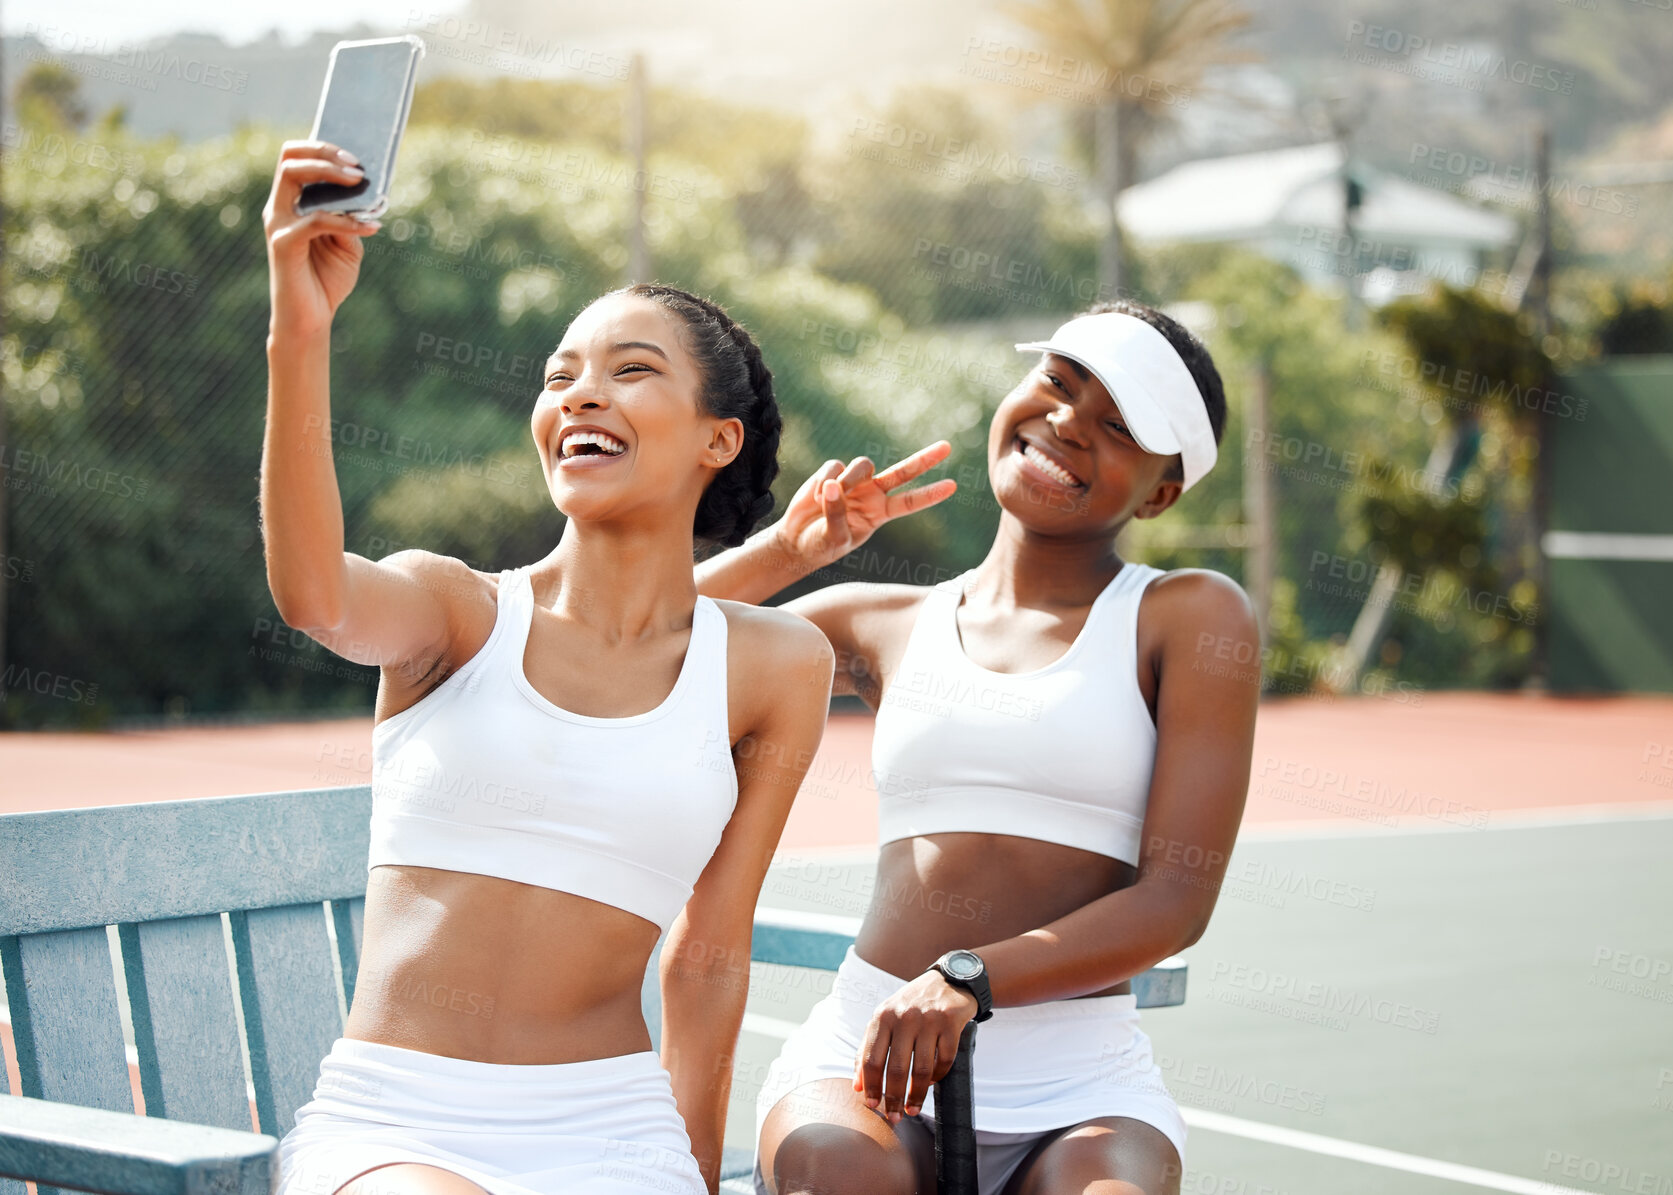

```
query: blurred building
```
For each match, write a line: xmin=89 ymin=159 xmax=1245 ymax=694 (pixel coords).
xmin=1117 ymin=141 xmax=1519 ymax=305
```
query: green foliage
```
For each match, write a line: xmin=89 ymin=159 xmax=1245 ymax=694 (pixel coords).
xmin=1379 ymin=286 xmax=1553 ymax=412
xmin=12 ymin=62 xmax=89 ymax=132
xmin=1595 ymin=284 xmax=1673 ymax=356
xmin=804 ymin=86 xmax=1097 ymax=325
xmin=0 ymin=118 xmax=919 ymax=725
xmin=4 ymin=64 xmax=1581 ymax=722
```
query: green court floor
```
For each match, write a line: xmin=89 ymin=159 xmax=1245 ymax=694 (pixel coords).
xmin=730 ymin=812 xmax=1673 ymax=1194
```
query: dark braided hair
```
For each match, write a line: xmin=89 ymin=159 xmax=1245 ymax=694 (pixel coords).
xmin=1079 ymin=299 xmax=1227 ymax=484
xmin=610 ymin=282 xmax=782 ymax=548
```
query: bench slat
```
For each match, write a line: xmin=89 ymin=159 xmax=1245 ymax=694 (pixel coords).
xmin=0 ymin=789 xmax=372 ymax=936
xmin=330 ymin=899 xmax=363 ymax=1011
xmin=0 ymin=930 xmax=131 ymax=1113
xmin=749 ymin=909 xmax=858 ymax=972
xmin=118 ymin=917 xmax=251 ymax=1131
xmin=0 ymin=1093 xmax=275 ymax=1195
xmin=230 ymin=905 xmax=342 ymax=1136
xmin=0 ymin=1027 xmax=22 ymax=1195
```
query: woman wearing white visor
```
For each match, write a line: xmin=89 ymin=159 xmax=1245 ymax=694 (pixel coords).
xmin=698 ymin=300 xmax=1260 ymax=1195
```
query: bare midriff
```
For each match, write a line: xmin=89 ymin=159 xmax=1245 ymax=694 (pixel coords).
xmin=854 ymin=833 xmax=1137 ymax=999
xmin=344 ymin=864 xmax=661 ymax=1064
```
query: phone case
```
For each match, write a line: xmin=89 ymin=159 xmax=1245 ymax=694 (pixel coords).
xmin=298 ymin=34 xmax=426 ymax=221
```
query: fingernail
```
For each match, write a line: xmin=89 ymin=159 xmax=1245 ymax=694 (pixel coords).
xmin=337 ymin=148 xmax=360 ymax=165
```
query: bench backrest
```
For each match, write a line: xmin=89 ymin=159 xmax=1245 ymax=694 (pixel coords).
xmin=0 ymin=789 xmax=373 ymax=1138
xmin=0 ymin=786 xmax=1186 ymax=1144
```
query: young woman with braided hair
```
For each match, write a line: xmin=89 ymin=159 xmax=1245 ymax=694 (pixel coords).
xmin=697 ymin=299 xmax=1261 ymax=1195
xmin=261 ymin=139 xmax=832 ymax=1195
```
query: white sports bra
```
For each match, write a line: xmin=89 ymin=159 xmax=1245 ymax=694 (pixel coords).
xmin=871 ymin=565 xmax=1163 ymax=865
xmin=366 ymin=564 xmax=739 ymax=933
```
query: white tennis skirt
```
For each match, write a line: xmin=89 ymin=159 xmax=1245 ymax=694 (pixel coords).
xmin=753 ymin=946 xmax=1187 ymax=1155
xmin=277 ymin=1037 xmax=707 ymax=1195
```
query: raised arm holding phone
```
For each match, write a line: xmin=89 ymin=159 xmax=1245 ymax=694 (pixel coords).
xmin=260 ymin=84 xmax=832 ymax=1195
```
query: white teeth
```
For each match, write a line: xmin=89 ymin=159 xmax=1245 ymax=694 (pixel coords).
xmin=560 ymin=430 xmax=627 ymax=458
xmin=1020 ymin=442 xmax=1081 ymax=487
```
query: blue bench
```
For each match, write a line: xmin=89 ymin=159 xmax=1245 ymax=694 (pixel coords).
xmin=0 ymin=787 xmax=1187 ymax=1195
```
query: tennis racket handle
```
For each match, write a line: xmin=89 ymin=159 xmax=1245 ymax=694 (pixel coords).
xmin=934 ymin=1021 xmax=978 ymax=1195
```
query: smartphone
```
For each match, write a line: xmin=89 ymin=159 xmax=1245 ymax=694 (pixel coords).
xmin=297 ymin=35 xmax=426 ymax=221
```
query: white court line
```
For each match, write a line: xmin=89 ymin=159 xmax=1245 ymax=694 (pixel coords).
xmin=1182 ymin=1107 xmax=1591 ymax=1195
xmin=739 ymin=1015 xmax=1591 ymax=1195
xmin=1543 ymin=530 xmax=1673 ymax=562
xmin=1238 ymin=799 xmax=1673 ymax=843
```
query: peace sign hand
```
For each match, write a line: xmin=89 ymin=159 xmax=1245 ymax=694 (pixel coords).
xmin=770 ymin=441 xmax=958 ymax=572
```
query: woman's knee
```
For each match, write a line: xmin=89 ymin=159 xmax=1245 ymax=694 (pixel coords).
xmin=1010 ymin=1118 xmax=1181 ymax=1195
xmin=334 ymin=1163 xmax=491 ymax=1195
xmin=759 ymin=1080 xmax=925 ymax=1195
xmin=769 ymin=1121 xmax=920 ymax=1195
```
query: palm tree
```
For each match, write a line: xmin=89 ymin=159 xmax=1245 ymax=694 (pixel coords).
xmin=1002 ymin=0 xmax=1253 ymax=297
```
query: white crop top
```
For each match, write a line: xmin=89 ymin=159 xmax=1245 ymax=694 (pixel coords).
xmin=367 ymin=564 xmax=739 ymax=933
xmin=871 ymin=565 xmax=1163 ymax=865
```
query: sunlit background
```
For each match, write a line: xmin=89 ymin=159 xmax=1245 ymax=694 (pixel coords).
xmin=1 ymin=3 xmax=1671 ymax=1191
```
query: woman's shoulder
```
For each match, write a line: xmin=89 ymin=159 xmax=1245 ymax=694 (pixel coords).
xmin=784 ymin=579 xmax=945 ymax=624
xmin=709 ymin=597 xmax=834 ymax=662
xmin=710 ymin=598 xmax=836 ymax=713
xmin=1138 ymin=565 xmax=1258 ymax=639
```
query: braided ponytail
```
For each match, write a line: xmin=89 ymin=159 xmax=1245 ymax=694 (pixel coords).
xmin=614 ymin=283 xmax=782 ymax=548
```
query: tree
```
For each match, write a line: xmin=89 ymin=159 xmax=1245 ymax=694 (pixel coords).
xmin=1002 ymin=0 xmax=1253 ymax=297
xmin=13 ymin=62 xmax=90 ymax=131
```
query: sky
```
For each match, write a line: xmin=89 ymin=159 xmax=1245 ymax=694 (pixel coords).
xmin=0 ymin=0 xmax=407 ymax=45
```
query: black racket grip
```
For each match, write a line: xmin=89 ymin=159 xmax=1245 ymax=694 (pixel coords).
xmin=934 ymin=1021 xmax=979 ymax=1195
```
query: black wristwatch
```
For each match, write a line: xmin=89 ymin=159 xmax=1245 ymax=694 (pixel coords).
xmin=930 ymin=949 xmax=993 ymax=1022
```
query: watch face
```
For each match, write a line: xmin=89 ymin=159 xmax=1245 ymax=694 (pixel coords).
xmin=945 ymin=950 xmax=982 ymax=980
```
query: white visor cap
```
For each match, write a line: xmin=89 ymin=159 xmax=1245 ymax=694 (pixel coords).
xmin=1015 ymin=312 xmax=1218 ymax=492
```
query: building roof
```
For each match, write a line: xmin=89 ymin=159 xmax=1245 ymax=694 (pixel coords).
xmin=1118 ymin=142 xmax=1518 ymax=250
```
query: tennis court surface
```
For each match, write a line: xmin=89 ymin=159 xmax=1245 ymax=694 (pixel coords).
xmin=3 ymin=691 xmax=1670 ymax=1193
